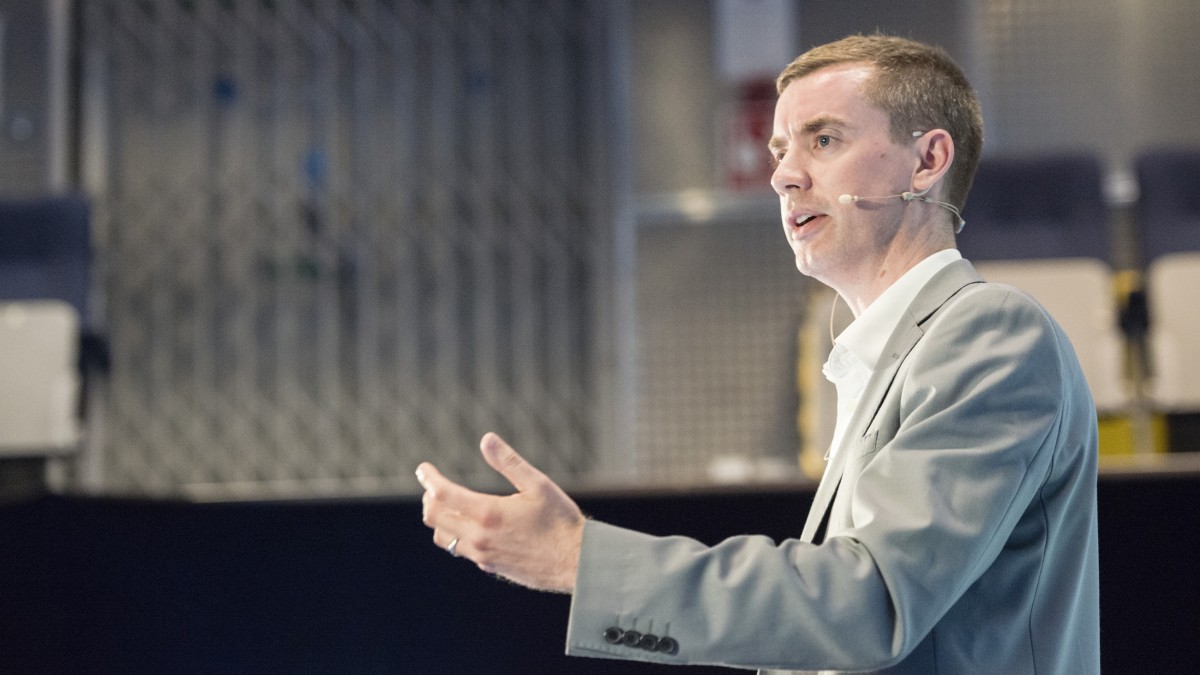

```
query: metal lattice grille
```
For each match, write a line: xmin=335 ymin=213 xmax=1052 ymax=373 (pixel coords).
xmin=81 ymin=0 xmax=619 ymax=497
xmin=976 ymin=0 xmax=1200 ymax=164
xmin=632 ymin=201 xmax=810 ymax=486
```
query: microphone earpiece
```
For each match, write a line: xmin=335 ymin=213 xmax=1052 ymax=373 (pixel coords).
xmin=837 ymin=186 xmax=965 ymax=232
xmin=842 ymin=188 xmax=927 ymax=204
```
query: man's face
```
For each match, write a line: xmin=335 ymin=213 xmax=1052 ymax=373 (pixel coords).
xmin=769 ymin=63 xmax=917 ymax=288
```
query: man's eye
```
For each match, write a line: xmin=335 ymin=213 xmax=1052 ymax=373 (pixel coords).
xmin=816 ymin=135 xmax=833 ymax=148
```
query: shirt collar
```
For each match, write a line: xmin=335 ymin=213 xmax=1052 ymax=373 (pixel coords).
xmin=834 ymin=249 xmax=962 ymax=372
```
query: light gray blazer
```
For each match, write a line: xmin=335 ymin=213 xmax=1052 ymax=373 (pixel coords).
xmin=566 ymin=259 xmax=1100 ymax=673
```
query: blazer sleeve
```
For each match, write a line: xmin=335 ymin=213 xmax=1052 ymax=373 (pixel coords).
xmin=565 ymin=285 xmax=1082 ymax=672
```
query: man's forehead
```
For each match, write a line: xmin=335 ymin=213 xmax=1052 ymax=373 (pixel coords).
xmin=773 ymin=66 xmax=885 ymax=137
xmin=779 ymin=65 xmax=871 ymax=109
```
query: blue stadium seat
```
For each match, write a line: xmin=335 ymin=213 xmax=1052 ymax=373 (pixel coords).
xmin=0 ymin=195 xmax=105 ymax=467
xmin=957 ymin=153 xmax=1110 ymax=262
xmin=1134 ymin=148 xmax=1200 ymax=262
xmin=0 ymin=195 xmax=93 ymax=320
xmin=1135 ymin=148 xmax=1200 ymax=416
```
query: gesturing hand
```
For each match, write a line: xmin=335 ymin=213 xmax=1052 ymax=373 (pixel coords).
xmin=416 ymin=433 xmax=586 ymax=593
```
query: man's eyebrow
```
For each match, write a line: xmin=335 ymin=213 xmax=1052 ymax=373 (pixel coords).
xmin=768 ymin=115 xmax=852 ymax=153
xmin=800 ymin=115 xmax=849 ymax=135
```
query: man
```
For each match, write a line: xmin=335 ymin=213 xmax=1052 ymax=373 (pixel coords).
xmin=417 ymin=34 xmax=1100 ymax=674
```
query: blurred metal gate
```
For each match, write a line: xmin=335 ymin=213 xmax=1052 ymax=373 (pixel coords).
xmin=79 ymin=0 xmax=624 ymax=497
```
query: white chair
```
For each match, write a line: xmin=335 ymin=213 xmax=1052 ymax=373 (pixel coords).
xmin=1146 ymin=252 xmax=1200 ymax=412
xmin=0 ymin=300 xmax=81 ymax=456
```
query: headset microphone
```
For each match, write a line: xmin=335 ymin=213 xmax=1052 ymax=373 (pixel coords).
xmin=838 ymin=190 xmax=927 ymax=204
xmin=838 ymin=188 xmax=966 ymax=233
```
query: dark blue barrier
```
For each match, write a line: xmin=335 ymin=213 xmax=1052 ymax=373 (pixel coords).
xmin=0 ymin=476 xmax=1196 ymax=673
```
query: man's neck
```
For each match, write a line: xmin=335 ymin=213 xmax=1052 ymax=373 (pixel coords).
xmin=825 ymin=210 xmax=957 ymax=315
xmin=832 ymin=240 xmax=957 ymax=317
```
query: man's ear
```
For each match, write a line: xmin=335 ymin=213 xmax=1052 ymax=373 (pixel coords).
xmin=911 ymin=128 xmax=955 ymax=195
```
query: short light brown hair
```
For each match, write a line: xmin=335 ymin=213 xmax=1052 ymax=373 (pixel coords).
xmin=777 ymin=34 xmax=984 ymax=211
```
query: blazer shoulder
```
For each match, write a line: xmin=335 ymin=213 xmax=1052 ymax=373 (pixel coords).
xmin=907 ymin=258 xmax=984 ymax=325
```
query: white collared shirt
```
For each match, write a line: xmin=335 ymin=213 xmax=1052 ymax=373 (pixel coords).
xmin=822 ymin=248 xmax=963 ymax=460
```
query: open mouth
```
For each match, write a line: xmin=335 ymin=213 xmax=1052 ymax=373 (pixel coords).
xmin=789 ymin=214 xmax=823 ymax=232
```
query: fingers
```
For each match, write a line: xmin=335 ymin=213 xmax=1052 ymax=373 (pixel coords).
xmin=430 ymin=510 xmax=476 ymax=557
xmin=479 ymin=432 xmax=547 ymax=494
xmin=420 ymin=468 xmax=485 ymax=563
xmin=417 ymin=462 xmax=490 ymax=524
xmin=413 ymin=461 xmax=440 ymax=493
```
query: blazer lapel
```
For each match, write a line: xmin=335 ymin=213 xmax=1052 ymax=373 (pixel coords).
xmin=799 ymin=260 xmax=984 ymax=543
xmin=800 ymin=438 xmax=851 ymax=542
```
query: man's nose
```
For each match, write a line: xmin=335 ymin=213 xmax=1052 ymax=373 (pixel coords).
xmin=771 ymin=154 xmax=811 ymax=196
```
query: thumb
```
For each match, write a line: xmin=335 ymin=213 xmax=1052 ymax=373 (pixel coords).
xmin=480 ymin=432 xmax=545 ymax=494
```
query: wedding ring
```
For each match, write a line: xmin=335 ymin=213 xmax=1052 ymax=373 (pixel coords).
xmin=447 ymin=537 xmax=460 ymax=557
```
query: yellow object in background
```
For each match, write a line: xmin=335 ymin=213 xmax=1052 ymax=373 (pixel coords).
xmin=1097 ymin=414 xmax=1167 ymax=455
